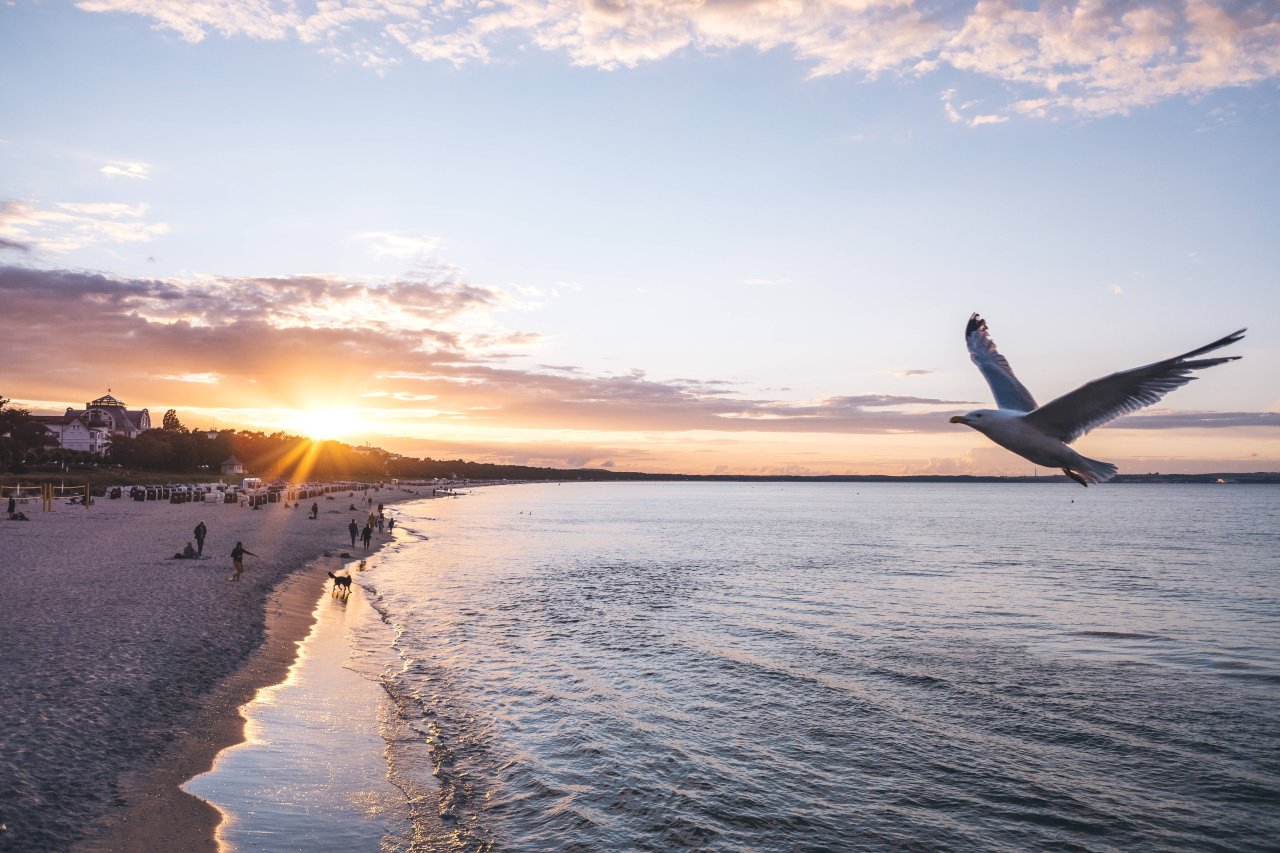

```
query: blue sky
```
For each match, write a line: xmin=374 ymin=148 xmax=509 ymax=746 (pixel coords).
xmin=2 ymin=0 xmax=1278 ymax=474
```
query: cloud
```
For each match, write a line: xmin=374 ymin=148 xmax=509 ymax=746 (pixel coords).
xmin=0 ymin=200 xmax=169 ymax=253
xmin=3 ymin=262 xmax=1271 ymax=443
xmin=0 ymin=237 xmax=31 ymax=253
xmin=100 ymin=160 xmax=152 ymax=180
xmin=155 ymin=372 xmax=222 ymax=383
xmin=0 ymin=263 xmax=976 ymax=436
xmin=941 ymin=88 xmax=1009 ymax=127
xmin=75 ymin=1 xmax=1280 ymax=118
xmin=891 ymin=368 xmax=933 ymax=377
xmin=357 ymin=231 xmax=442 ymax=260
xmin=1112 ymin=411 xmax=1280 ymax=429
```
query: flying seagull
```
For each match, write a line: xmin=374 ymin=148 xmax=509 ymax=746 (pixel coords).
xmin=950 ymin=314 xmax=1245 ymax=486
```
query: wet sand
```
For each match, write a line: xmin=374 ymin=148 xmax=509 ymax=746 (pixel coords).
xmin=0 ymin=487 xmax=426 ymax=852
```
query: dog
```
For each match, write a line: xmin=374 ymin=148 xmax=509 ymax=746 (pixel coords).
xmin=328 ymin=571 xmax=353 ymax=597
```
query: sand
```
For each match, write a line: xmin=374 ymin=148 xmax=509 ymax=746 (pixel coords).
xmin=0 ymin=486 xmax=427 ymax=852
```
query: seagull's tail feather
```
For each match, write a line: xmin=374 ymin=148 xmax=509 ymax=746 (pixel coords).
xmin=1074 ymin=455 xmax=1118 ymax=485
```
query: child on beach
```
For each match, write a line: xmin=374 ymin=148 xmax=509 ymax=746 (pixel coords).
xmin=230 ymin=541 xmax=257 ymax=581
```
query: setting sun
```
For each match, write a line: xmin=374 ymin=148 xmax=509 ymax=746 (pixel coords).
xmin=286 ymin=407 xmax=369 ymax=442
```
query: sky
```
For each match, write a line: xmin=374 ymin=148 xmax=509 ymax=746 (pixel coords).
xmin=1 ymin=0 xmax=1278 ymax=475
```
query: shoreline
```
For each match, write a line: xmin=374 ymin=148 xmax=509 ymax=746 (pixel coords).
xmin=75 ymin=498 xmax=419 ymax=853
xmin=0 ymin=485 xmax=431 ymax=852
xmin=72 ymin=567 xmax=326 ymax=852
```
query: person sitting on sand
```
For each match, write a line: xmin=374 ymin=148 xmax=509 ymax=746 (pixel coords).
xmin=172 ymin=542 xmax=197 ymax=559
xmin=230 ymin=541 xmax=257 ymax=581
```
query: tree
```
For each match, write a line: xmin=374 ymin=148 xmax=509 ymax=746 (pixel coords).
xmin=162 ymin=409 xmax=185 ymax=431
xmin=1 ymin=395 xmax=44 ymax=470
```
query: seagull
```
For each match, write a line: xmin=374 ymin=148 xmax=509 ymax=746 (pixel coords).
xmin=950 ymin=314 xmax=1245 ymax=486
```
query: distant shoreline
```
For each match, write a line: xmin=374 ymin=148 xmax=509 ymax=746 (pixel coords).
xmin=7 ymin=471 xmax=1277 ymax=494
xmin=515 ymin=472 xmax=1280 ymax=485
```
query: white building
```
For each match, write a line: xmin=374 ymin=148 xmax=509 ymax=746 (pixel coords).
xmin=34 ymin=392 xmax=152 ymax=454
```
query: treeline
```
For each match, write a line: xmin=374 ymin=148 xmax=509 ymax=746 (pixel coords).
xmin=0 ymin=397 xmax=53 ymax=469
xmin=1 ymin=399 xmax=389 ymax=480
xmin=386 ymin=457 xmax=649 ymax=482
xmin=109 ymin=412 xmax=391 ymax=481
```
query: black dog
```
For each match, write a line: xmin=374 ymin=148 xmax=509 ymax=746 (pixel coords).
xmin=328 ymin=571 xmax=353 ymax=597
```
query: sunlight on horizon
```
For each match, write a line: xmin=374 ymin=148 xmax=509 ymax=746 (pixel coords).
xmin=285 ymin=408 xmax=373 ymax=442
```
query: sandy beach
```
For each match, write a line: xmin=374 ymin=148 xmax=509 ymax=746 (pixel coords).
xmin=0 ymin=486 xmax=426 ymax=852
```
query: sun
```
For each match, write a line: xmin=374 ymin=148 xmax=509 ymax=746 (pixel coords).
xmin=286 ymin=407 xmax=370 ymax=442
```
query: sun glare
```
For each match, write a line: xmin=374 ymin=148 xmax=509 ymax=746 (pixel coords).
xmin=287 ymin=407 xmax=369 ymax=442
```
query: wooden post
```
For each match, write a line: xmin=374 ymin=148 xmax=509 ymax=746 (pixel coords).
xmin=85 ymin=483 xmax=91 ymax=510
xmin=42 ymin=483 xmax=52 ymax=512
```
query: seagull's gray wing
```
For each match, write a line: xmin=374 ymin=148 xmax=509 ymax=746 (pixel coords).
xmin=966 ymin=313 xmax=1037 ymax=412
xmin=1025 ymin=329 xmax=1246 ymax=444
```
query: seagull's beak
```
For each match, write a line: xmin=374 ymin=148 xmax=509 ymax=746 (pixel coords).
xmin=949 ymin=415 xmax=967 ymax=425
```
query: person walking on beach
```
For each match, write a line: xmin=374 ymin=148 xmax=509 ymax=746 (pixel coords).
xmin=7 ymin=495 xmax=15 ymax=518
xmin=230 ymin=541 xmax=257 ymax=581
xmin=348 ymin=518 xmax=359 ymax=547
xmin=388 ymin=517 xmax=395 ymax=533
xmin=194 ymin=520 xmax=208 ymax=556
xmin=377 ymin=511 xmax=385 ymax=533
xmin=310 ymin=502 xmax=319 ymax=520
xmin=361 ymin=523 xmax=373 ymax=551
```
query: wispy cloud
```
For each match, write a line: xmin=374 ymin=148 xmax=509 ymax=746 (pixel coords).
xmin=100 ymin=160 xmax=152 ymax=180
xmin=891 ymin=368 xmax=934 ymax=377
xmin=155 ymin=372 xmax=222 ymax=383
xmin=0 ymin=200 xmax=169 ymax=253
xmin=75 ymin=1 xmax=1280 ymax=118
xmin=357 ymin=231 xmax=442 ymax=260
xmin=941 ymin=88 xmax=1008 ymax=128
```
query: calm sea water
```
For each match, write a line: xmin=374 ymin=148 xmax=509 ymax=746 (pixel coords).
xmin=353 ymin=483 xmax=1279 ymax=851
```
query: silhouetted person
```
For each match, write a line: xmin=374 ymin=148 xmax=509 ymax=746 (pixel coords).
xmin=348 ymin=518 xmax=359 ymax=547
xmin=388 ymin=517 xmax=395 ymax=533
xmin=361 ymin=524 xmax=373 ymax=550
xmin=194 ymin=520 xmax=207 ymax=556
xmin=310 ymin=502 xmax=319 ymax=519
xmin=7 ymin=495 xmax=15 ymax=517
xmin=230 ymin=541 xmax=256 ymax=581
xmin=181 ymin=542 xmax=197 ymax=559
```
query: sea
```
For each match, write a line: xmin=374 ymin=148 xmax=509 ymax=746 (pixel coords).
xmin=185 ymin=482 xmax=1280 ymax=851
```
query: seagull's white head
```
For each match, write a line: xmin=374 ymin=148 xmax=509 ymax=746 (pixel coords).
xmin=949 ymin=408 xmax=1018 ymax=435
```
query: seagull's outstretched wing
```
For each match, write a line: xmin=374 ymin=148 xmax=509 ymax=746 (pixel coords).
xmin=1026 ymin=329 xmax=1246 ymax=444
xmin=966 ymin=313 xmax=1037 ymax=412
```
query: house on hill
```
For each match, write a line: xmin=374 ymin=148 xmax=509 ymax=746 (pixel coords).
xmin=33 ymin=392 xmax=152 ymax=454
